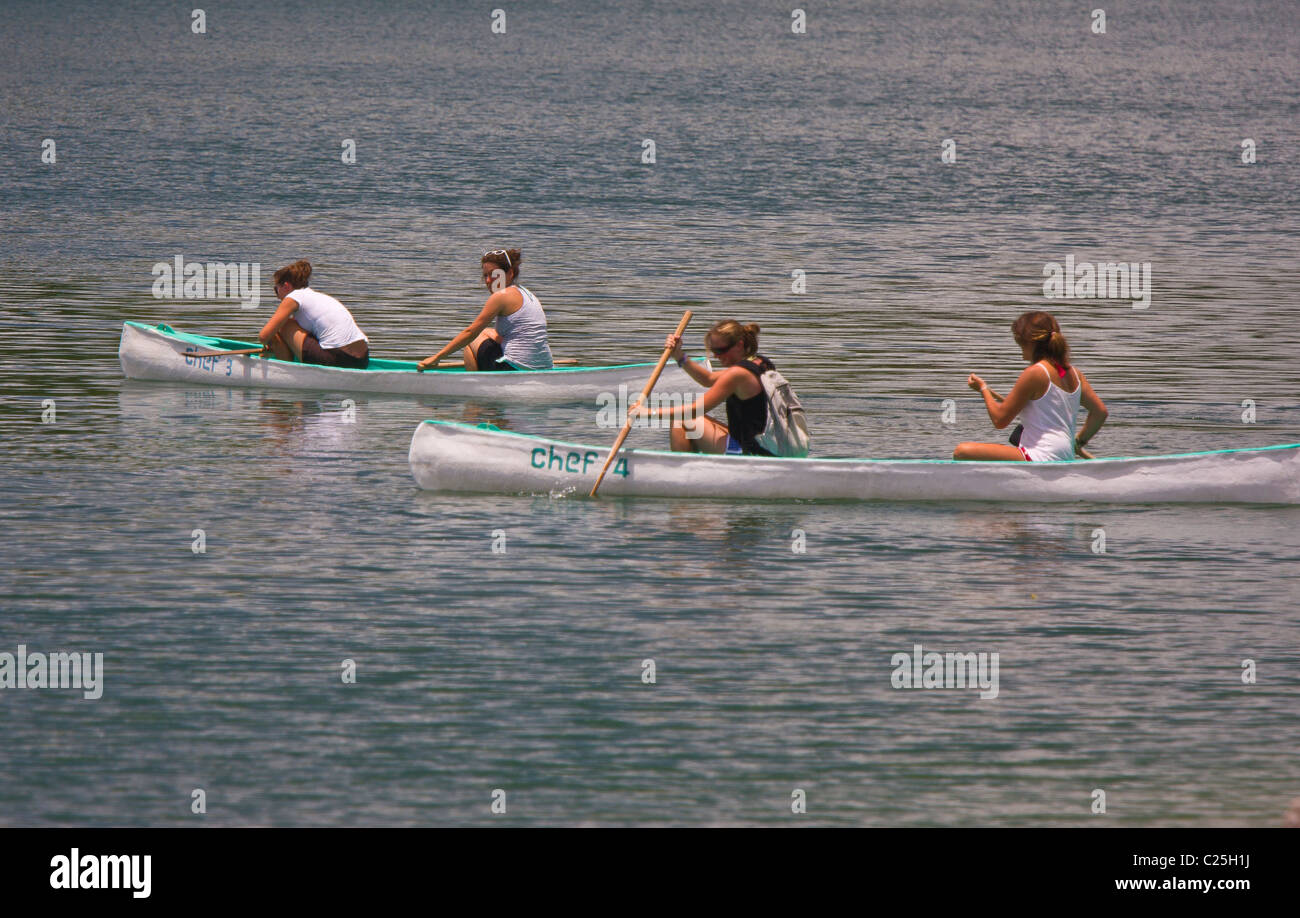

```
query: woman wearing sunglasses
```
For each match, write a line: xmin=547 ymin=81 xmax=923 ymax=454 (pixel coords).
xmin=953 ymin=310 xmax=1107 ymax=461
xmin=259 ymin=260 xmax=369 ymax=368
xmin=417 ymin=249 xmax=554 ymax=371
xmin=639 ymin=320 xmax=778 ymax=455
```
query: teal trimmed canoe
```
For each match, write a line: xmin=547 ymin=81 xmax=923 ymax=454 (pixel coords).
xmin=118 ymin=321 xmax=706 ymax=401
xmin=409 ymin=420 xmax=1300 ymax=504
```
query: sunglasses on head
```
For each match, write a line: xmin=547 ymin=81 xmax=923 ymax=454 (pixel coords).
xmin=483 ymin=249 xmax=512 ymax=268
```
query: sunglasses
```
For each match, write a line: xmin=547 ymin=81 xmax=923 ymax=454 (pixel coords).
xmin=483 ymin=249 xmax=512 ymax=268
xmin=708 ymin=340 xmax=738 ymax=357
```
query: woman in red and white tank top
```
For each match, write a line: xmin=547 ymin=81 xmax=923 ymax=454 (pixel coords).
xmin=953 ymin=311 xmax=1108 ymax=461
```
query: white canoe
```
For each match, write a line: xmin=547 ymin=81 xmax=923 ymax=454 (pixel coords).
xmin=118 ymin=321 xmax=705 ymax=401
xmin=409 ymin=420 xmax=1300 ymax=504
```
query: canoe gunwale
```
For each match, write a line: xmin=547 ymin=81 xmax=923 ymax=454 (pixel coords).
xmin=409 ymin=420 xmax=1300 ymax=504
xmin=121 ymin=321 xmax=703 ymax=376
xmin=118 ymin=321 xmax=708 ymax=400
xmin=415 ymin=419 xmax=1300 ymax=467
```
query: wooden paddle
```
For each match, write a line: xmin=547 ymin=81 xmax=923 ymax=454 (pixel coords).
xmin=183 ymin=346 xmax=267 ymax=358
xmin=590 ymin=310 xmax=693 ymax=498
xmin=420 ymin=356 xmax=582 ymax=370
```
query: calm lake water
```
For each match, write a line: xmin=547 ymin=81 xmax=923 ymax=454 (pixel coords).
xmin=1 ymin=1 xmax=1298 ymax=826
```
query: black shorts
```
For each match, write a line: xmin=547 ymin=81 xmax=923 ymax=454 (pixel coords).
xmin=474 ymin=337 xmax=515 ymax=372
xmin=301 ymin=337 xmax=369 ymax=369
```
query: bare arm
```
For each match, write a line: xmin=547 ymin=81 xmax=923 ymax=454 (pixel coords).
xmin=1074 ymin=369 xmax=1108 ymax=449
xmin=967 ymin=365 xmax=1049 ymax=430
xmin=258 ymin=296 xmax=299 ymax=344
xmin=643 ymin=365 xmax=752 ymax=421
xmin=418 ymin=292 xmax=510 ymax=369
xmin=665 ymin=333 xmax=722 ymax=387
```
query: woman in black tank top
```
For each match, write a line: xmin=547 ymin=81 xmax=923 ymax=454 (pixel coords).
xmin=724 ymin=356 xmax=776 ymax=456
xmin=635 ymin=320 xmax=775 ymax=456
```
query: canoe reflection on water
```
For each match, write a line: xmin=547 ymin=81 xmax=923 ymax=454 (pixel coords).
xmin=453 ymin=401 xmax=512 ymax=431
xmin=117 ymin=383 xmax=368 ymax=461
xmin=954 ymin=512 xmax=1079 ymax=556
xmin=655 ymin=504 xmax=813 ymax=587
xmin=662 ymin=503 xmax=807 ymax=553
xmin=116 ymin=385 xmax=536 ymax=475
xmin=120 ymin=384 xmax=516 ymax=427
xmin=117 ymin=382 xmax=261 ymax=422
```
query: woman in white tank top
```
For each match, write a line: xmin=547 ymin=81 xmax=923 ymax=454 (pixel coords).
xmin=953 ymin=311 xmax=1108 ymax=462
xmin=259 ymin=260 xmax=369 ymax=368
xmin=417 ymin=248 xmax=554 ymax=372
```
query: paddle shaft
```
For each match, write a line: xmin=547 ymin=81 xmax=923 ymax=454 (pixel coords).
xmin=421 ymin=356 xmax=581 ymax=370
xmin=187 ymin=347 xmax=583 ymax=368
xmin=184 ymin=346 xmax=267 ymax=358
xmin=589 ymin=310 xmax=693 ymax=497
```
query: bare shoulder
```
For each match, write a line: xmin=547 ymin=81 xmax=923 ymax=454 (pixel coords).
xmin=726 ymin=363 xmax=762 ymax=395
xmin=487 ymin=286 xmax=523 ymax=313
xmin=1018 ymin=361 xmax=1050 ymax=391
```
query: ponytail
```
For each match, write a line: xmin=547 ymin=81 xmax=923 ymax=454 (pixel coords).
xmin=708 ymin=320 xmax=761 ymax=357
xmin=1012 ymin=311 xmax=1070 ymax=369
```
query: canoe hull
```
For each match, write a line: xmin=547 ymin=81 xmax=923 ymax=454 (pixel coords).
xmin=118 ymin=321 xmax=703 ymax=401
xmin=409 ymin=421 xmax=1300 ymax=504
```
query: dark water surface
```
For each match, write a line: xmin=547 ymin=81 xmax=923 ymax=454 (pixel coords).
xmin=1 ymin=1 xmax=1298 ymax=825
